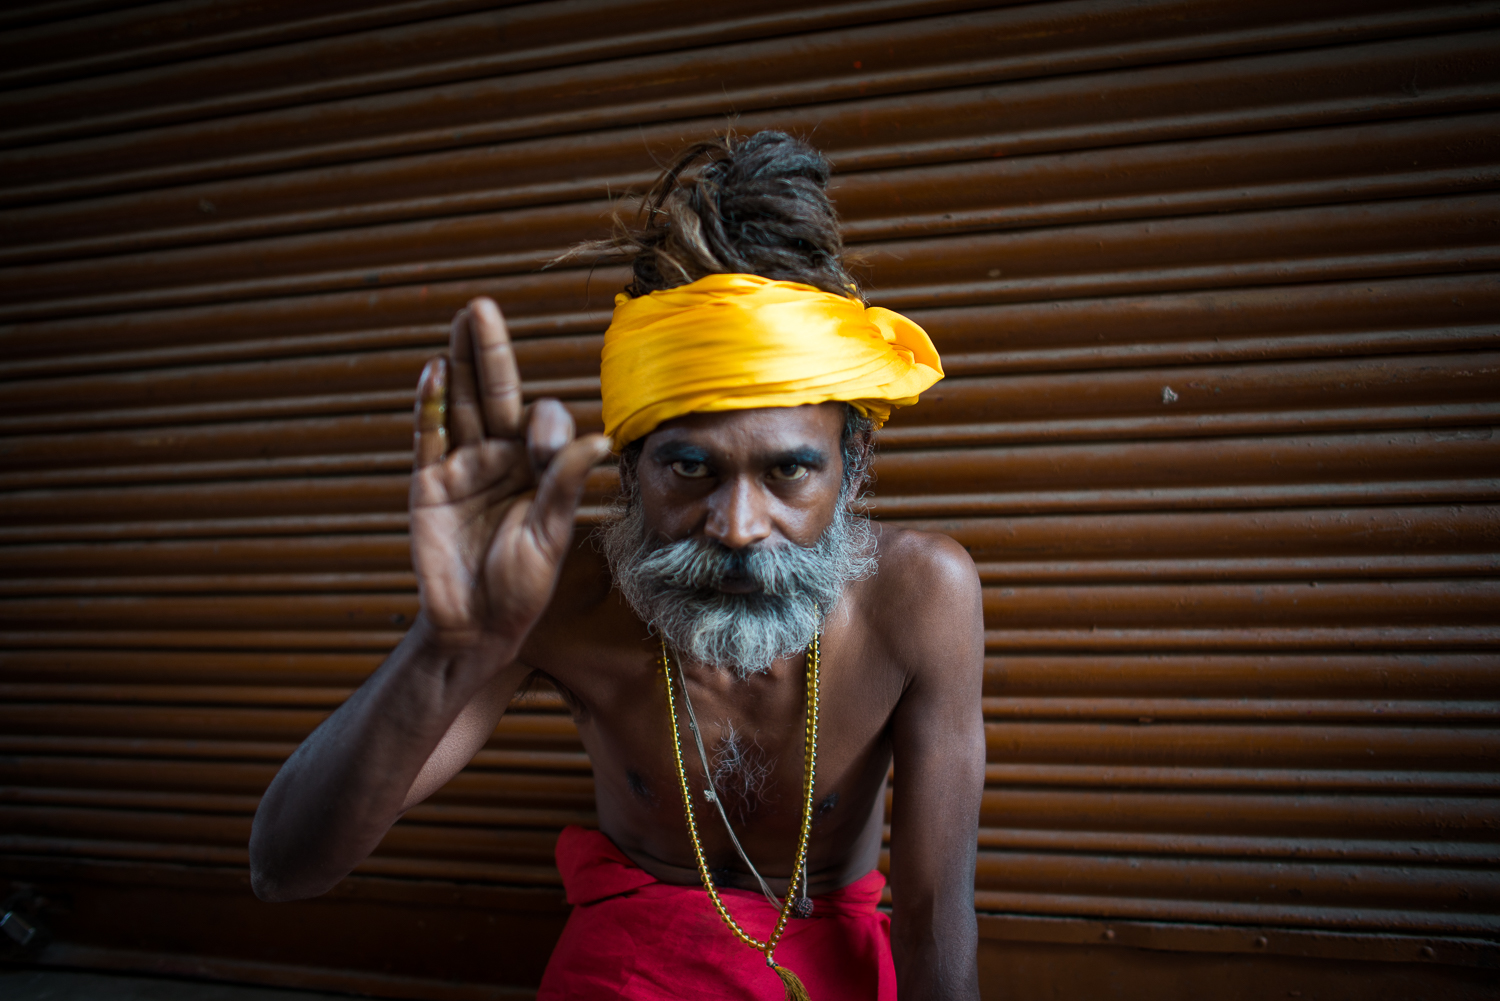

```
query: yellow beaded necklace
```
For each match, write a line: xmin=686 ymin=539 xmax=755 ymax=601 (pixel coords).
xmin=660 ymin=632 xmax=820 ymax=1001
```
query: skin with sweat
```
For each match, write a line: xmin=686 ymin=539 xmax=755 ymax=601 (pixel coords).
xmin=249 ymin=298 xmax=986 ymax=1000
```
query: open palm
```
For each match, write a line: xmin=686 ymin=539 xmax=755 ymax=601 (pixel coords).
xmin=409 ymin=298 xmax=609 ymax=651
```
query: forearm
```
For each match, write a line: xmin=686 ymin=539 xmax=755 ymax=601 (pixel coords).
xmin=891 ymin=872 xmax=980 ymax=1000
xmin=249 ymin=616 xmax=514 ymax=901
xmin=889 ymin=762 xmax=984 ymax=1000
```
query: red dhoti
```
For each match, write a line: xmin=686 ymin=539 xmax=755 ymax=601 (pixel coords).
xmin=538 ymin=826 xmax=896 ymax=1000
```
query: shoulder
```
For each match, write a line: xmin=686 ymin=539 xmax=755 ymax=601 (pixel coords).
xmin=872 ymin=521 xmax=978 ymax=594
xmin=857 ymin=522 xmax=983 ymax=677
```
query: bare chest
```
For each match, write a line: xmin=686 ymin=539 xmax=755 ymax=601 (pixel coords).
xmin=525 ymin=599 xmax=904 ymax=891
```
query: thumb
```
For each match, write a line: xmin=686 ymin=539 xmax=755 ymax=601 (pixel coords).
xmin=526 ymin=433 xmax=612 ymax=555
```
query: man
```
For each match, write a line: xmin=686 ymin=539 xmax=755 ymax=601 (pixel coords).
xmin=250 ymin=132 xmax=985 ymax=1000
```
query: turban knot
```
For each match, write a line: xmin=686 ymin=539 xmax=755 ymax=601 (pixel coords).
xmin=600 ymin=273 xmax=944 ymax=449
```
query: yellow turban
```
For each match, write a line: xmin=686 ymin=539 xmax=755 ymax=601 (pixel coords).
xmin=600 ymin=273 xmax=944 ymax=449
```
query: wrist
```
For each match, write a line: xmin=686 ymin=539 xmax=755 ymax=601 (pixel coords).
xmin=410 ymin=611 xmax=520 ymax=662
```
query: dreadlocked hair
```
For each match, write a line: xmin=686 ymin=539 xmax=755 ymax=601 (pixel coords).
xmin=580 ymin=131 xmax=861 ymax=302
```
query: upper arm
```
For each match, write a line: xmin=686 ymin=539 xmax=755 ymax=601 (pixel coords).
xmin=884 ymin=533 xmax=985 ymax=983
xmin=400 ymin=660 xmax=532 ymax=811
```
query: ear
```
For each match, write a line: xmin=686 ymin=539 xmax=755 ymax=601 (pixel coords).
xmin=616 ymin=440 xmax=645 ymax=504
xmin=849 ymin=431 xmax=875 ymax=490
xmin=839 ymin=409 xmax=877 ymax=499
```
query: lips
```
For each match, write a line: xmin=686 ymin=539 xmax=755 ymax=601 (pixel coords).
xmin=714 ymin=573 xmax=763 ymax=595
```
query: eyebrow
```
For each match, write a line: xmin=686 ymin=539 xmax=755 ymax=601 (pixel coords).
xmin=770 ymin=447 xmax=828 ymax=468
xmin=649 ymin=442 xmax=829 ymax=468
xmin=650 ymin=441 xmax=712 ymax=464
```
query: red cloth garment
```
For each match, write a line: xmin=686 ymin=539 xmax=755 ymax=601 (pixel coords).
xmin=538 ymin=826 xmax=896 ymax=1000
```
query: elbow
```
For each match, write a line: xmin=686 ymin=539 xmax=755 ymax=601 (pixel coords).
xmin=248 ymin=814 xmax=317 ymax=903
xmin=248 ymin=835 xmax=295 ymax=903
xmin=249 ymin=860 xmax=338 ymax=904
xmin=248 ymin=807 xmax=282 ymax=901
xmin=248 ymin=851 xmax=327 ymax=904
xmin=249 ymin=863 xmax=285 ymax=903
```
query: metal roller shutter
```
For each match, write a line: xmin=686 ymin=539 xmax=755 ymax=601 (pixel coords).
xmin=1 ymin=1 xmax=1496 ymax=997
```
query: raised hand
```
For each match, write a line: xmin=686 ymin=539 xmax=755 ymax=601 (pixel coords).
xmin=248 ymin=297 xmax=606 ymax=902
xmin=409 ymin=297 xmax=610 ymax=652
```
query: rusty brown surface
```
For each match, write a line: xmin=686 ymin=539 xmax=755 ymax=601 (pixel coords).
xmin=1 ymin=0 xmax=1497 ymax=997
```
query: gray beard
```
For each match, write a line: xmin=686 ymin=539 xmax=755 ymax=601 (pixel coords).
xmin=600 ymin=492 xmax=877 ymax=679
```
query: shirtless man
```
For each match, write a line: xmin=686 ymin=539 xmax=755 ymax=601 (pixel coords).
xmin=249 ymin=131 xmax=985 ymax=1000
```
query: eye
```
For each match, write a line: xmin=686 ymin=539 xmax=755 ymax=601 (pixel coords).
xmin=769 ymin=463 xmax=808 ymax=482
xmin=670 ymin=459 xmax=710 ymax=479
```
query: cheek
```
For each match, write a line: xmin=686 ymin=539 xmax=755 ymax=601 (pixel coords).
xmin=779 ymin=480 xmax=842 ymax=544
xmin=637 ymin=462 xmax=688 ymax=503
xmin=637 ymin=478 xmax=700 ymax=537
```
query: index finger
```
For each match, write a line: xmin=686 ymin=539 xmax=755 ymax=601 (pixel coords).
xmin=468 ymin=297 xmax=523 ymax=438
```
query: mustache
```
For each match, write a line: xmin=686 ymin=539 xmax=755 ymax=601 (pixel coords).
xmin=646 ymin=537 xmax=814 ymax=597
xmin=599 ymin=490 xmax=877 ymax=676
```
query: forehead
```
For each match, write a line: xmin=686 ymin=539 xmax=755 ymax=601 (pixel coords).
xmin=643 ymin=403 xmax=844 ymax=459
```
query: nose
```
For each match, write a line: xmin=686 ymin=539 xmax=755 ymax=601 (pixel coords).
xmin=704 ymin=476 xmax=772 ymax=550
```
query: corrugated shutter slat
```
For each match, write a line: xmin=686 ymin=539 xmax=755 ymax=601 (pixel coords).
xmin=2 ymin=0 xmax=1496 ymax=995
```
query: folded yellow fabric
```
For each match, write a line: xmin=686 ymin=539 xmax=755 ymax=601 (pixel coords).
xmin=600 ymin=273 xmax=944 ymax=449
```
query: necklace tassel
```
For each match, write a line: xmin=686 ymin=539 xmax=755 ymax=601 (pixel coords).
xmin=771 ymin=961 xmax=813 ymax=1001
